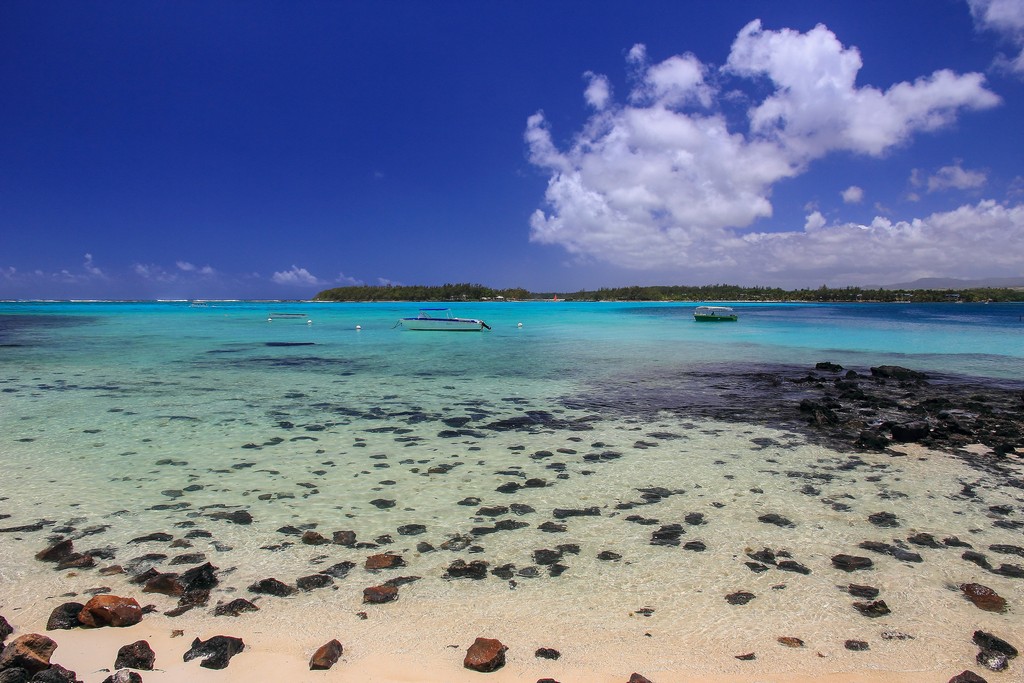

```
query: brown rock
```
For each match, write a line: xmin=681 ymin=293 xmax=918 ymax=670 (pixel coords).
xmin=0 ymin=633 xmax=58 ymax=674
xmin=362 ymin=585 xmax=398 ymax=604
xmin=309 ymin=639 xmax=343 ymax=670
xmin=464 ymin=637 xmax=507 ymax=673
xmin=301 ymin=530 xmax=329 ymax=546
xmin=78 ymin=595 xmax=143 ymax=628
xmin=0 ymin=614 xmax=12 ymax=645
xmin=332 ymin=530 xmax=356 ymax=546
xmin=778 ymin=636 xmax=804 ymax=648
xmin=960 ymin=583 xmax=1007 ymax=613
xmin=365 ymin=553 xmax=405 ymax=570
xmin=948 ymin=672 xmax=988 ymax=683
xmin=142 ymin=573 xmax=185 ymax=596
xmin=628 ymin=675 xmax=654 ymax=683
xmin=35 ymin=539 xmax=74 ymax=563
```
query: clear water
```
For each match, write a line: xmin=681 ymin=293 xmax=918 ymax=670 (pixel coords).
xmin=1 ymin=301 xmax=1022 ymax=678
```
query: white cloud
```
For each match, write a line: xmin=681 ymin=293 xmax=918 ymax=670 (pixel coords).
xmin=271 ymin=265 xmax=324 ymax=286
xmin=525 ymin=20 xmax=1003 ymax=279
xmin=743 ymin=200 xmax=1024 ymax=284
xmin=968 ymin=0 xmax=1024 ymax=75
xmin=176 ymin=261 xmax=216 ymax=276
xmin=841 ymin=186 xmax=864 ymax=204
xmin=335 ymin=272 xmax=363 ymax=286
xmin=83 ymin=253 xmax=105 ymax=278
xmin=583 ymin=72 xmax=611 ymax=110
xmin=927 ymin=163 xmax=988 ymax=192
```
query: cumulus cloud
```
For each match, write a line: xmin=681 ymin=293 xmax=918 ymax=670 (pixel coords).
xmin=525 ymin=19 xmax=1003 ymax=280
xmin=176 ymin=261 xmax=216 ymax=275
xmin=841 ymin=186 xmax=864 ymax=204
xmin=271 ymin=265 xmax=324 ymax=286
xmin=927 ymin=163 xmax=988 ymax=192
xmin=83 ymin=253 xmax=105 ymax=278
xmin=745 ymin=200 xmax=1024 ymax=284
xmin=968 ymin=0 xmax=1024 ymax=75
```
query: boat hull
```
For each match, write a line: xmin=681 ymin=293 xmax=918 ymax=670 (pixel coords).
xmin=694 ymin=314 xmax=737 ymax=322
xmin=401 ymin=317 xmax=486 ymax=331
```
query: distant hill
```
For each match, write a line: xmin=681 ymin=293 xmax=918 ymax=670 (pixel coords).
xmin=880 ymin=277 xmax=1024 ymax=290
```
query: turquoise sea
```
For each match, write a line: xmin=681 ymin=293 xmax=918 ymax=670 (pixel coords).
xmin=1 ymin=300 xmax=1022 ymax=681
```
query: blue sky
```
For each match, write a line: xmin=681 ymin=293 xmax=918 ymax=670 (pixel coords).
xmin=2 ymin=0 xmax=1023 ymax=299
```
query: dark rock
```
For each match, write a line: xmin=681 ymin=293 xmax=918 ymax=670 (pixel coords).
xmin=597 ymin=550 xmax=622 ymax=561
xmin=397 ymin=524 xmax=426 ymax=536
xmin=735 ymin=653 xmax=756 ymax=661
xmin=870 ymin=365 xmax=927 ymax=381
xmin=212 ymin=599 xmax=259 ymax=617
xmin=362 ymin=585 xmax=398 ymax=604
xmin=535 ymin=647 xmax=560 ymax=660
xmin=182 ymin=635 xmax=244 ymax=669
xmin=77 ymin=596 xmax=143 ymax=628
xmin=816 ymin=362 xmax=843 ymax=372
xmin=650 ymin=524 xmax=684 ymax=547
xmin=538 ymin=522 xmax=567 ymax=533
xmin=973 ymin=631 xmax=1018 ymax=659
xmin=853 ymin=600 xmax=890 ymax=617
xmin=907 ymin=533 xmax=942 ymax=548
xmin=683 ymin=540 xmax=706 ymax=552
xmin=179 ymin=562 xmax=218 ymax=592
xmin=890 ymin=422 xmax=930 ymax=443
xmin=628 ymin=675 xmax=653 ymax=683
xmin=961 ymin=583 xmax=1007 ymax=613
xmin=747 ymin=548 xmax=776 ymax=565
xmin=46 ymin=603 xmax=84 ymax=630
xmin=128 ymin=532 xmax=173 ymax=544
xmin=207 ymin=510 xmax=252 ymax=525
xmin=463 ymin=637 xmax=507 ymax=672
xmin=247 ymin=578 xmax=295 ymax=597
xmin=533 ymin=549 xmax=562 ymax=565
xmin=868 ymin=512 xmax=899 ymax=528
xmin=976 ymin=650 xmax=1008 ymax=672
xmin=369 ymin=499 xmax=395 ymax=509
xmin=758 ymin=514 xmax=794 ymax=528
xmin=301 ymin=531 xmax=329 ymax=545
xmin=777 ymin=560 xmax=810 ymax=574
xmin=832 ymin=554 xmax=873 ymax=571
xmin=444 ymin=560 xmax=489 ymax=580
xmin=552 ymin=507 xmax=600 ymax=520
xmin=297 ymin=574 xmax=334 ymax=591
xmin=31 ymin=664 xmax=82 ymax=682
xmin=495 ymin=482 xmax=521 ymax=494
xmin=948 ymin=672 xmax=987 ymax=683
xmin=100 ymin=670 xmax=143 ymax=683
xmin=848 ymin=584 xmax=879 ymax=599
xmin=963 ymin=550 xmax=992 ymax=570
xmin=309 ymin=639 xmax=343 ymax=670
xmin=845 ymin=639 xmax=870 ymax=651
xmin=725 ymin=591 xmax=756 ymax=605
xmin=364 ymin=554 xmax=404 ymax=570
xmin=856 ymin=430 xmax=890 ymax=450
xmin=992 ymin=563 xmax=1024 ymax=578
xmin=114 ymin=640 xmax=155 ymax=670
xmin=35 ymin=539 xmax=75 ymax=563
xmin=332 ymin=530 xmax=356 ymax=546
xmin=320 ymin=561 xmax=356 ymax=579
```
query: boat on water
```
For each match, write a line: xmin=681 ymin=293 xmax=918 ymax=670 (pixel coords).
xmin=267 ymin=312 xmax=312 ymax=323
xmin=693 ymin=305 xmax=738 ymax=322
xmin=398 ymin=308 xmax=490 ymax=331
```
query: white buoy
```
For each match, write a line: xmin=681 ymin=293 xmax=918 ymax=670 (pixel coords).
xmin=306 ymin=319 xmax=312 ymax=325
xmin=355 ymin=325 xmax=362 ymax=330
xmin=517 ymin=322 xmax=523 ymax=328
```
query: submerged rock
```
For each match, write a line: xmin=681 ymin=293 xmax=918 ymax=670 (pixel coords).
xmin=961 ymin=583 xmax=1007 ymax=613
xmin=831 ymin=554 xmax=873 ymax=571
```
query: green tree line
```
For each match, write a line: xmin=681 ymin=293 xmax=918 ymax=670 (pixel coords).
xmin=314 ymin=283 xmax=1024 ymax=303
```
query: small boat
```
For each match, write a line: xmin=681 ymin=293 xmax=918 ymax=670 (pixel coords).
xmin=398 ymin=308 xmax=490 ymax=331
xmin=268 ymin=312 xmax=312 ymax=324
xmin=693 ymin=305 xmax=738 ymax=322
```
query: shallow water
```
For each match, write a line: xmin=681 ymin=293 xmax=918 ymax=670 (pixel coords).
xmin=1 ymin=301 xmax=1022 ymax=679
